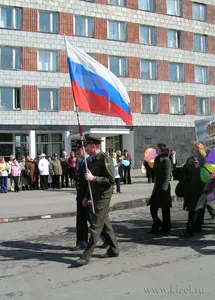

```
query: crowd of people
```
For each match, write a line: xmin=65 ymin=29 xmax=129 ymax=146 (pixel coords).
xmin=0 ymin=148 xmax=132 ymax=194
xmin=0 ymin=152 xmax=75 ymax=193
xmin=147 ymin=141 xmax=215 ymax=239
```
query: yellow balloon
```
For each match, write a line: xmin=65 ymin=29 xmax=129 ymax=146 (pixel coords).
xmin=205 ymin=163 xmax=215 ymax=173
xmin=148 ymin=160 xmax=154 ymax=168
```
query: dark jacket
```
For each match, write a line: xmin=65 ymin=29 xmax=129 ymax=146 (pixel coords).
xmin=60 ymin=157 xmax=69 ymax=174
xmin=86 ymin=151 xmax=115 ymax=201
xmin=76 ymin=156 xmax=93 ymax=201
xmin=149 ymin=154 xmax=172 ymax=208
xmin=183 ymin=155 xmax=205 ymax=211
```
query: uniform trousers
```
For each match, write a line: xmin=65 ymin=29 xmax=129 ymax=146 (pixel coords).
xmin=81 ymin=197 xmax=119 ymax=261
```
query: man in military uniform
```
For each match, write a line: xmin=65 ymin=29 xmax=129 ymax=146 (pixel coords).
xmin=76 ymin=136 xmax=119 ymax=266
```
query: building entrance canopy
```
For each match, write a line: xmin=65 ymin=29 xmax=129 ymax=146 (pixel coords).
xmin=70 ymin=128 xmax=130 ymax=140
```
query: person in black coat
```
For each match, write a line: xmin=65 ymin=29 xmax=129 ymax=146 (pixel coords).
xmin=71 ymin=142 xmax=93 ymax=250
xmin=182 ymin=141 xmax=206 ymax=237
xmin=148 ymin=143 xmax=172 ymax=234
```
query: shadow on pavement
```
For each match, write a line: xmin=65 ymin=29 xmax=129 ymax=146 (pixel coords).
xmin=0 ymin=218 xmax=214 ymax=267
xmin=112 ymin=219 xmax=215 ymax=255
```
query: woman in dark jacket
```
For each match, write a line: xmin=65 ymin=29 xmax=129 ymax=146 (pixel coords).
xmin=148 ymin=143 xmax=172 ymax=234
xmin=182 ymin=141 xmax=206 ymax=237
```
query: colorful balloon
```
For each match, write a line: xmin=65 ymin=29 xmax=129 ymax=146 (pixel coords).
xmin=205 ymin=149 xmax=215 ymax=163
xmin=148 ymin=160 xmax=154 ymax=168
xmin=200 ymin=167 xmax=210 ymax=183
xmin=204 ymin=163 xmax=215 ymax=173
xmin=144 ymin=148 xmax=157 ymax=162
xmin=206 ymin=191 xmax=215 ymax=202
xmin=210 ymin=173 xmax=215 ymax=179
xmin=122 ymin=160 xmax=130 ymax=167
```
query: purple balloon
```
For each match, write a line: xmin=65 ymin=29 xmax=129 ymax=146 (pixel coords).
xmin=206 ymin=149 xmax=215 ymax=163
xmin=206 ymin=191 xmax=215 ymax=202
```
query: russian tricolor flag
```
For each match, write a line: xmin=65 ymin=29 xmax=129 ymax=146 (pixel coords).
xmin=65 ymin=38 xmax=133 ymax=125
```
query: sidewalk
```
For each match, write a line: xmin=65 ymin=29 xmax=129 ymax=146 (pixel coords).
xmin=0 ymin=169 xmax=178 ymax=223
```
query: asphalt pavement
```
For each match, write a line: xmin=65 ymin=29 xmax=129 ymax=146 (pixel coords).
xmin=1 ymin=169 xmax=215 ymax=300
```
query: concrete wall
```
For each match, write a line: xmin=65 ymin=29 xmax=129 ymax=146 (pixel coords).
xmin=133 ymin=126 xmax=196 ymax=168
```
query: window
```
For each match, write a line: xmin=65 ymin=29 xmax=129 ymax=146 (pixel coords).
xmin=0 ymin=6 xmax=22 ymax=29
xmin=141 ymin=60 xmax=157 ymax=79
xmin=140 ymin=25 xmax=156 ymax=45
xmin=196 ymin=97 xmax=210 ymax=115
xmin=142 ymin=94 xmax=158 ymax=114
xmin=38 ymin=50 xmax=58 ymax=72
xmin=170 ymin=96 xmax=185 ymax=114
xmin=0 ymin=87 xmax=21 ymax=110
xmin=0 ymin=47 xmax=21 ymax=69
xmin=167 ymin=0 xmax=182 ymax=16
xmin=168 ymin=30 xmax=183 ymax=49
xmin=38 ymin=89 xmax=59 ymax=111
xmin=108 ymin=21 xmax=127 ymax=41
xmin=109 ymin=56 xmax=128 ymax=77
xmin=38 ymin=11 xmax=58 ymax=33
xmin=108 ymin=0 xmax=126 ymax=6
xmin=36 ymin=133 xmax=62 ymax=157
xmin=194 ymin=34 xmax=207 ymax=53
xmin=139 ymin=0 xmax=155 ymax=12
xmin=169 ymin=63 xmax=184 ymax=82
xmin=75 ymin=16 xmax=94 ymax=37
xmin=195 ymin=66 xmax=209 ymax=84
xmin=87 ymin=53 xmax=96 ymax=59
xmin=15 ymin=134 xmax=29 ymax=159
xmin=192 ymin=2 xmax=207 ymax=22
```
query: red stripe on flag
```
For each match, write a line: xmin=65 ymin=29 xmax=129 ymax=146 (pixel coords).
xmin=72 ymin=81 xmax=133 ymax=125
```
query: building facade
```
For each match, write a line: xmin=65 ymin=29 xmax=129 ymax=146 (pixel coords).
xmin=0 ymin=0 xmax=215 ymax=167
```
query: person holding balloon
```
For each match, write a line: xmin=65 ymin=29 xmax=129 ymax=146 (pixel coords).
xmin=143 ymin=148 xmax=157 ymax=183
xmin=122 ymin=150 xmax=132 ymax=184
xmin=181 ymin=141 xmax=206 ymax=237
xmin=148 ymin=143 xmax=172 ymax=234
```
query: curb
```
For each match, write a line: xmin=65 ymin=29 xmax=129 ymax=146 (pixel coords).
xmin=0 ymin=196 xmax=177 ymax=224
xmin=0 ymin=198 xmax=149 ymax=224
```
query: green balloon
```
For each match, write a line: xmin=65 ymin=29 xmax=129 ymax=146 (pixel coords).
xmin=200 ymin=167 xmax=210 ymax=183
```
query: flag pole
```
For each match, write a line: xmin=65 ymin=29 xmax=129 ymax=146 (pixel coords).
xmin=64 ymin=36 xmax=95 ymax=214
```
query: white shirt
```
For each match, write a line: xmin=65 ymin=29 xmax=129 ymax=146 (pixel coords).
xmin=112 ymin=158 xmax=120 ymax=179
xmin=38 ymin=158 xmax=49 ymax=175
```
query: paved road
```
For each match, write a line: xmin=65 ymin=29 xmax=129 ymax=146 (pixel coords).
xmin=0 ymin=169 xmax=170 ymax=220
xmin=0 ymin=171 xmax=215 ymax=300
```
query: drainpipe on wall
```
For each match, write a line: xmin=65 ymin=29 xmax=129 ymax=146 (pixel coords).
xmin=29 ymin=130 xmax=36 ymax=159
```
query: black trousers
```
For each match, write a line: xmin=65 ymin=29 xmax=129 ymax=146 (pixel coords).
xmin=186 ymin=210 xmax=203 ymax=233
xmin=52 ymin=175 xmax=60 ymax=189
xmin=115 ymin=178 xmax=121 ymax=193
xmin=123 ymin=166 xmax=131 ymax=184
xmin=150 ymin=204 xmax=171 ymax=232
xmin=40 ymin=175 xmax=48 ymax=189
xmin=12 ymin=176 xmax=20 ymax=191
xmin=76 ymin=199 xmax=92 ymax=244
xmin=61 ymin=173 xmax=69 ymax=187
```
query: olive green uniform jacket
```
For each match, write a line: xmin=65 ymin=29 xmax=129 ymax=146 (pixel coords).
xmin=86 ymin=151 xmax=115 ymax=201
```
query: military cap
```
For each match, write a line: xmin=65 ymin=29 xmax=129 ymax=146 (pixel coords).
xmin=85 ymin=135 xmax=103 ymax=145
